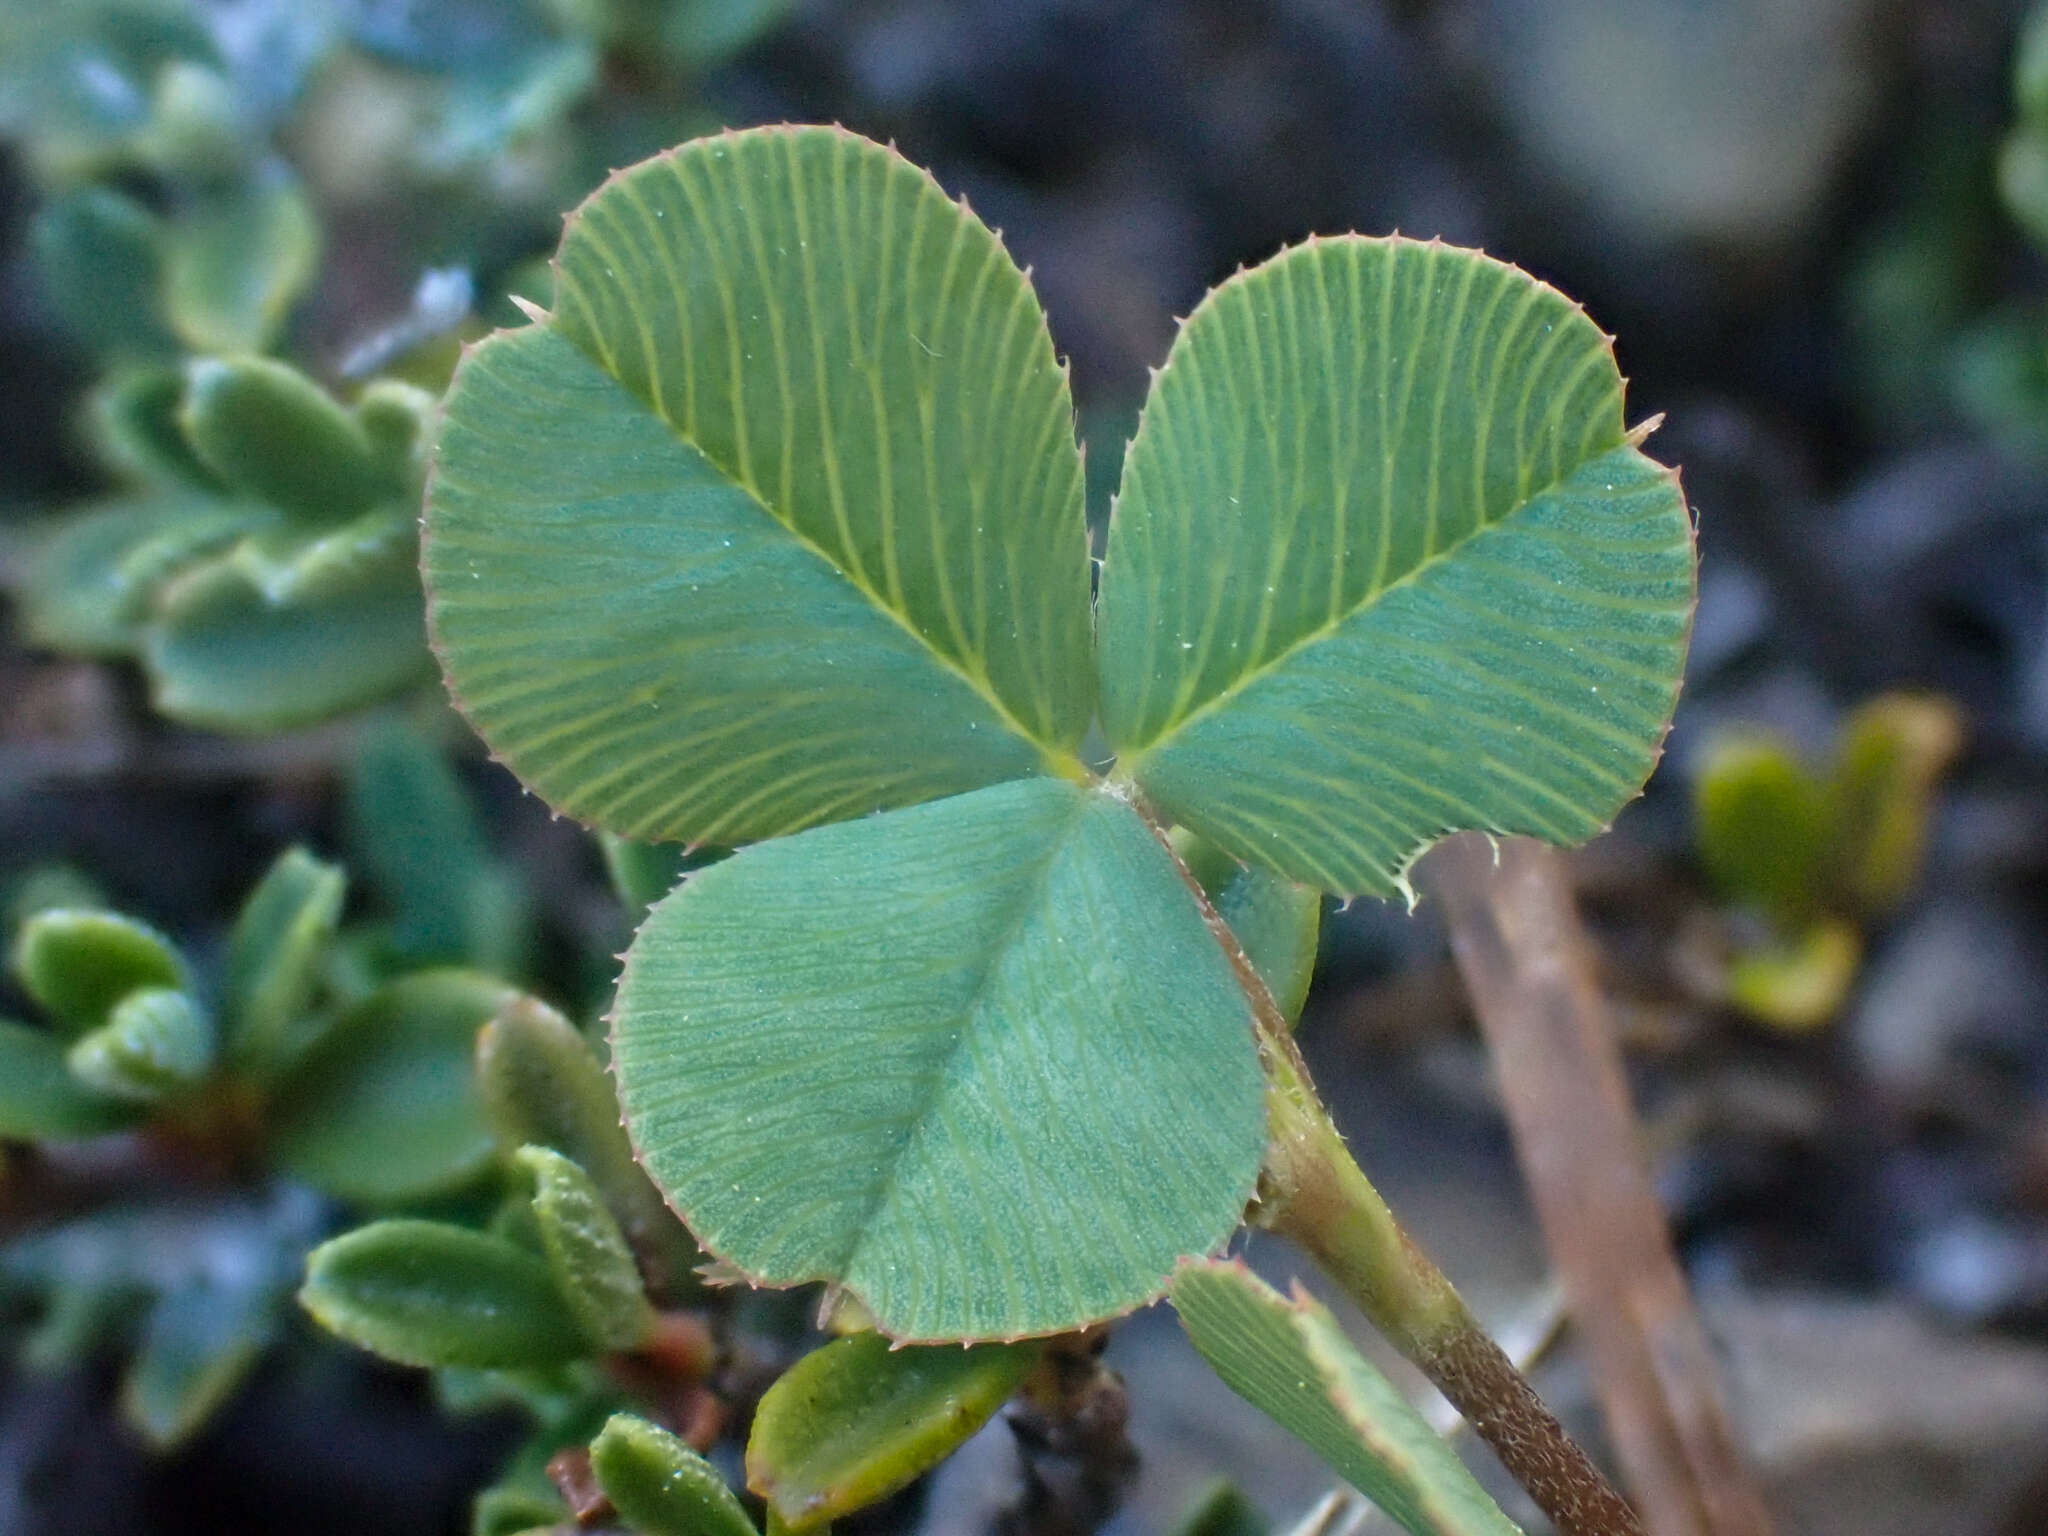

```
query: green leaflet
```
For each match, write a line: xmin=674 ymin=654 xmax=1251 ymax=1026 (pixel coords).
xmin=426 ymin=125 xmax=1094 ymax=845
xmin=1099 ymin=237 xmax=1694 ymax=899
xmin=747 ymin=1330 xmax=1040 ymax=1531
xmin=1170 ymin=1263 xmax=1522 ymax=1536
xmin=591 ymin=1413 xmax=759 ymax=1536
xmin=299 ymin=1220 xmax=588 ymax=1370
xmin=611 ymin=777 xmax=1266 ymax=1341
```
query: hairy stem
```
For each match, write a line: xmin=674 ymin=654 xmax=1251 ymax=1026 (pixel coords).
xmin=1128 ymin=796 xmax=1643 ymax=1536
xmin=1423 ymin=836 xmax=1771 ymax=1536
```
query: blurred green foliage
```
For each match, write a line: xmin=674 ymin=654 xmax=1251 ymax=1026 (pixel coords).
xmin=0 ymin=839 xmax=533 ymax=1448
xmin=1 ymin=0 xmax=799 ymax=732
xmin=1693 ymin=693 xmax=1964 ymax=1030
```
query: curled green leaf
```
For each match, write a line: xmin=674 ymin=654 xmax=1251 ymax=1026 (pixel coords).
xmin=65 ymin=987 xmax=213 ymax=1102
xmin=517 ymin=1144 xmax=656 ymax=1352
xmin=479 ymin=996 xmax=696 ymax=1299
xmin=223 ymin=845 xmax=345 ymax=1076
xmin=180 ymin=357 xmax=388 ymax=524
xmin=11 ymin=908 xmax=185 ymax=1036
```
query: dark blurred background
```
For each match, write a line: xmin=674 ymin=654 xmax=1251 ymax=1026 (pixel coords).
xmin=5 ymin=2 xmax=2048 ymax=1533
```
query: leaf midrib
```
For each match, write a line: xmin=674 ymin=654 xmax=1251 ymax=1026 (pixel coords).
xmin=1111 ymin=437 xmax=1633 ymax=770
xmin=540 ymin=306 xmax=1088 ymax=785
xmin=834 ymin=787 xmax=1094 ymax=1297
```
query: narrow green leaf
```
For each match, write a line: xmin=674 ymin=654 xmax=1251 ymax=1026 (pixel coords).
xmin=1170 ymin=1262 xmax=1522 ymax=1536
xmin=612 ymin=777 xmax=1266 ymax=1341
xmin=144 ymin=537 xmax=433 ymax=731
xmin=478 ymin=996 xmax=697 ymax=1299
xmin=427 ymin=125 xmax=1094 ymax=846
xmin=270 ymin=971 xmax=516 ymax=1204
xmin=1100 ymin=237 xmax=1694 ymax=900
xmin=1215 ymin=865 xmax=1321 ymax=1024
xmin=122 ymin=1278 xmax=274 ymax=1449
xmin=590 ymin=1412 xmax=759 ymax=1536
xmin=747 ymin=1330 xmax=1038 ymax=1531
xmin=163 ymin=178 xmax=320 ymax=354
xmin=11 ymin=908 xmax=185 ymax=1035
xmin=517 ymin=1145 xmax=656 ymax=1352
xmin=180 ymin=357 xmax=387 ymax=524
xmin=300 ymin=1220 xmax=588 ymax=1369
xmin=66 ymin=987 xmax=213 ymax=1102
xmin=223 ymin=845 xmax=345 ymax=1075
xmin=0 ymin=1019 xmax=136 ymax=1139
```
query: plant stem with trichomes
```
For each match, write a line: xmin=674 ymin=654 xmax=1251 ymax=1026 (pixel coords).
xmin=1129 ymin=794 xmax=1647 ymax=1536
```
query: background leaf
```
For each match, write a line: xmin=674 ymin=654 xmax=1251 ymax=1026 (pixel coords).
xmin=300 ymin=1220 xmax=588 ymax=1370
xmin=746 ymin=1330 xmax=1039 ymax=1532
xmin=270 ymin=970 xmax=514 ymax=1203
xmin=612 ymin=776 xmax=1266 ymax=1341
xmin=1170 ymin=1262 xmax=1522 ymax=1536
xmin=222 ymin=844 xmax=345 ymax=1076
xmin=122 ymin=1278 xmax=275 ymax=1449
xmin=1098 ymin=236 xmax=1694 ymax=899
xmin=0 ymin=1019 xmax=136 ymax=1139
xmin=144 ymin=538 xmax=433 ymax=731
xmin=426 ymin=125 xmax=1093 ymax=846
xmin=180 ymin=357 xmax=389 ymax=524
xmin=162 ymin=177 xmax=319 ymax=353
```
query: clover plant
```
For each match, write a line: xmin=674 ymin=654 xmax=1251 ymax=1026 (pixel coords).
xmin=407 ymin=124 xmax=1693 ymax=1536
